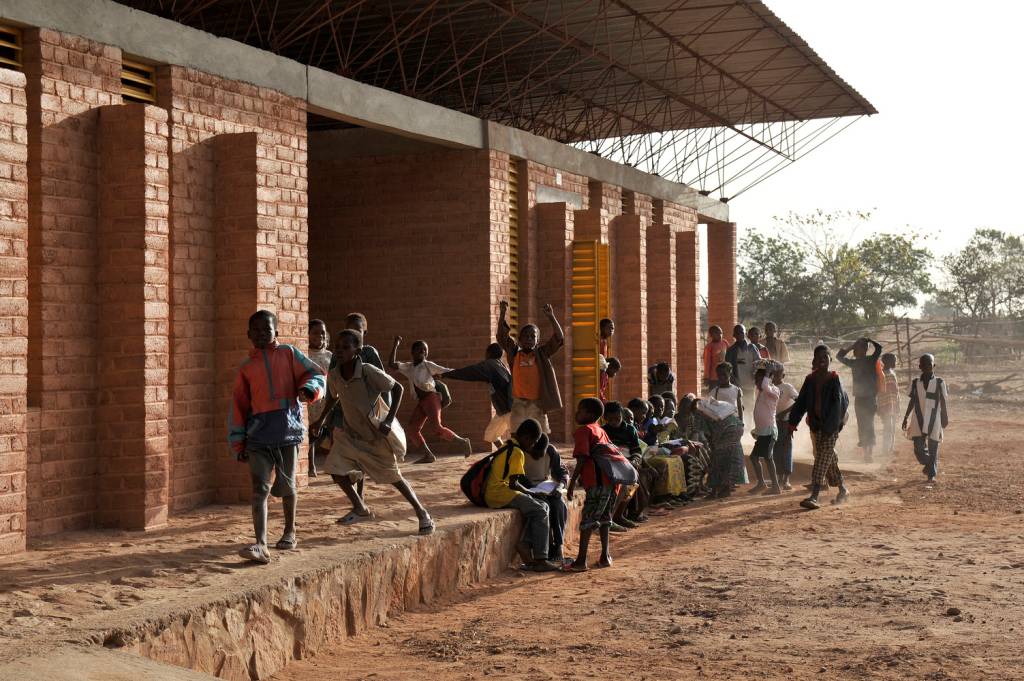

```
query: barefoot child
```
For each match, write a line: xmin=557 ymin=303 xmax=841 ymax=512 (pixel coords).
xmin=566 ymin=398 xmax=616 ymax=571
xmin=442 ymin=343 xmax=512 ymax=449
xmin=772 ymin=365 xmax=799 ymax=490
xmin=787 ymin=345 xmax=851 ymax=510
xmin=306 ymin=319 xmax=333 ymax=477
xmin=389 ymin=336 xmax=472 ymax=463
xmin=312 ymin=330 xmax=435 ymax=535
xmin=749 ymin=360 xmax=782 ymax=494
xmin=902 ymin=354 xmax=949 ymax=482
xmin=229 ymin=310 xmax=326 ymax=564
xmin=878 ymin=352 xmax=901 ymax=455
xmin=483 ymin=418 xmax=561 ymax=572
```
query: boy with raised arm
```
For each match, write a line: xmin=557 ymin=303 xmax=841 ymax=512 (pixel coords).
xmin=442 ymin=342 xmax=513 ymax=449
xmin=497 ymin=301 xmax=565 ymax=435
xmin=837 ymin=337 xmax=883 ymax=463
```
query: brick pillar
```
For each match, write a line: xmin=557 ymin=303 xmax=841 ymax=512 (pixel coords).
xmin=612 ymin=215 xmax=647 ymax=400
xmin=676 ymin=229 xmax=701 ymax=395
xmin=213 ymin=133 xmax=264 ymax=503
xmin=0 ymin=70 xmax=28 ymax=555
xmin=646 ymin=223 xmax=676 ymax=385
xmin=95 ymin=104 xmax=171 ymax=530
xmin=706 ymin=221 xmax=737 ymax=334
xmin=536 ymin=202 xmax=574 ymax=440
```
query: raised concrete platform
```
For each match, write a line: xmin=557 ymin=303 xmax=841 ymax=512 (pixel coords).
xmin=0 ymin=455 xmax=580 ymax=681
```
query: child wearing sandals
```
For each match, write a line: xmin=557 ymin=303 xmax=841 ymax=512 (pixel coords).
xmin=311 ymin=329 xmax=435 ymax=536
xmin=566 ymin=398 xmax=616 ymax=571
xmin=229 ymin=310 xmax=327 ymax=565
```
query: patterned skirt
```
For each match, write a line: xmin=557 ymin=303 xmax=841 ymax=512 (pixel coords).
xmin=706 ymin=415 xmax=749 ymax=488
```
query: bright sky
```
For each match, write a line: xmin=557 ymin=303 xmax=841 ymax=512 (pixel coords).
xmin=731 ymin=0 xmax=1024 ymax=257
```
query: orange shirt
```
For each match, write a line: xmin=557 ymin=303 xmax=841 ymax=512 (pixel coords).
xmin=703 ymin=339 xmax=730 ymax=379
xmin=512 ymin=350 xmax=542 ymax=400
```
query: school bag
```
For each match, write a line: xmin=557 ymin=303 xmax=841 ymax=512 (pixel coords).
xmin=591 ymin=442 xmax=640 ymax=486
xmin=460 ymin=442 xmax=515 ymax=507
xmin=436 ymin=379 xmax=453 ymax=409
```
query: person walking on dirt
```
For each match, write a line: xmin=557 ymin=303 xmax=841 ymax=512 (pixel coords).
xmin=837 ymin=337 xmax=883 ymax=463
xmin=902 ymin=353 xmax=949 ymax=483
xmin=787 ymin=345 xmax=851 ymax=510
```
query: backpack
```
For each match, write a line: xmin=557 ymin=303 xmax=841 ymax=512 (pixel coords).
xmin=591 ymin=443 xmax=640 ymax=486
xmin=460 ymin=442 xmax=515 ymax=507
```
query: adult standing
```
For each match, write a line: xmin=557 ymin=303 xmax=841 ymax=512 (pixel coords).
xmin=836 ymin=337 xmax=883 ymax=463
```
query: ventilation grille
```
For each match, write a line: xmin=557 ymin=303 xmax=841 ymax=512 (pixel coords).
xmin=122 ymin=58 xmax=156 ymax=103
xmin=571 ymin=240 xmax=610 ymax=402
xmin=0 ymin=24 xmax=22 ymax=72
xmin=507 ymin=160 xmax=521 ymax=334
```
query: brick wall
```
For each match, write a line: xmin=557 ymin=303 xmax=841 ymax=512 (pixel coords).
xmin=0 ymin=69 xmax=28 ymax=554
xmin=535 ymin=202 xmax=575 ymax=440
xmin=706 ymin=221 xmax=738 ymax=335
xmin=646 ymin=223 xmax=676 ymax=388
xmin=23 ymin=28 xmax=122 ymax=537
xmin=95 ymin=104 xmax=171 ymax=529
xmin=156 ymin=66 xmax=307 ymax=512
xmin=612 ymin=214 xmax=647 ymax=401
xmin=676 ymin=226 xmax=701 ymax=395
xmin=308 ymin=144 xmax=498 ymax=449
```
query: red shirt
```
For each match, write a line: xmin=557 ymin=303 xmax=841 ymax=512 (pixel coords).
xmin=573 ymin=422 xmax=613 ymax=489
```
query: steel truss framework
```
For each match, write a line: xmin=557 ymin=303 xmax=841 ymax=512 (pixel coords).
xmin=118 ymin=0 xmax=875 ymax=199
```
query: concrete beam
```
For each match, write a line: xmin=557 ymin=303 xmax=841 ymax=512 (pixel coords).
xmin=0 ymin=0 xmax=728 ymax=222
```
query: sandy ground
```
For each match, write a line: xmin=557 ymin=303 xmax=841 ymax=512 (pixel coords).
xmin=275 ymin=398 xmax=1024 ymax=681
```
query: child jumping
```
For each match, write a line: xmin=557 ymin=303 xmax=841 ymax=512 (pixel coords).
xmin=312 ymin=329 xmax=435 ymax=535
xmin=902 ymin=353 xmax=949 ymax=482
xmin=229 ymin=310 xmax=326 ymax=564
xmin=306 ymin=318 xmax=333 ymax=477
xmin=566 ymin=397 xmax=616 ymax=571
xmin=389 ymin=336 xmax=472 ymax=463
xmin=497 ymin=301 xmax=565 ymax=434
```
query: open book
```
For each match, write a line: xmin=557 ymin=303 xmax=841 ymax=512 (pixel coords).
xmin=525 ymin=480 xmax=560 ymax=495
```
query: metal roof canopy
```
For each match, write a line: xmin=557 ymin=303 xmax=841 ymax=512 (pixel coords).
xmin=115 ymin=0 xmax=876 ymax=200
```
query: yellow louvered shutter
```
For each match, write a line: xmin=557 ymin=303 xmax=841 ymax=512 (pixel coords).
xmin=507 ymin=160 xmax=521 ymax=334
xmin=0 ymin=24 xmax=22 ymax=72
xmin=121 ymin=58 xmax=157 ymax=103
xmin=571 ymin=241 xmax=610 ymax=403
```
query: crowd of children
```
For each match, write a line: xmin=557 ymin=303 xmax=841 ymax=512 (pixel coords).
xmin=228 ymin=307 xmax=949 ymax=566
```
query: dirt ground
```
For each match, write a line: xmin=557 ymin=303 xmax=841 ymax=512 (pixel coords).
xmin=275 ymin=398 xmax=1024 ymax=681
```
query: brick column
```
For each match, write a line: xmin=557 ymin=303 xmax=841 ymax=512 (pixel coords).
xmin=676 ymin=229 xmax=701 ymax=395
xmin=95 ymin=104 xmax=171 ymax=530
xmin=612 ymin=215 xmax=647 ymax=400
xmin=0 ymin=70 xmax=28 ymax=555
xmin=536 ymin=202 xmax=574 ymax=440
xmin=646 ymin=223 xmax=676 ymax=385
xmin=213 ymin=133 xmax=264 ymax=503
xmin=706 ymin=221 xmax=737 ymax=334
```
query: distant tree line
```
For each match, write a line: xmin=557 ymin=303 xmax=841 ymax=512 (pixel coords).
xmin=737 ymin=210 xmax=1022 ymax=338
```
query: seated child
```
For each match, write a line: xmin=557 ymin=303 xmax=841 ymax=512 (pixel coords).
xmin=525 ymin=433 xmax=570 ymax=563
xmin=648 ymin=362 xmax=675 ymax=396
xmin=483 ymin=418 xmax=561 ymax=571
xmin=442 ymin=342 xmax=512 ymax=449
xmin=638 ymin=395 xmax=685 ymax=503
xmin=602 ymin=401 xmax=653 ymax=527
xmin=566 ymin=398 xmax=616 ymax=571
xmin=749 ymin=360 xmax=783 ymax=494
xmin=389 ymin=335 xmax=472 ymax=463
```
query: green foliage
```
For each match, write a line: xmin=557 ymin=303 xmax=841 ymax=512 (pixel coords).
xmin=738 ymin=210 xmax=934 ymax=336
xmin=935 ymin=228 xmax=1024 ymax=322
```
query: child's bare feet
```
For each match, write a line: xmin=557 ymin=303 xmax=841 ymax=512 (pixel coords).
xmin=596 ymin=555 xmax=613 ymax=569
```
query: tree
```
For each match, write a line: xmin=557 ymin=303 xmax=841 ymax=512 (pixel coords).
xmin=738 ymin=210 xmax=934 ymax=337
xmin=937 ymin=228 xmax=1024 ymax=327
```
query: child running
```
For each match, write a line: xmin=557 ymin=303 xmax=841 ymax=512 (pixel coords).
xmin=389 ymin=336 xmax=472 ymax=463
xmin=787 ymin=345 xmax=851 ymax=510
xmin=442 ymin=343 xmax=512 ymax=449
xmin=497 ymin=301 xmax=565 ymax=434
xmin=902 ymin=353 xmax=949 ymax=482
xmin=229 ymin=310 xmax=326 ymax=564
xmin=749 ymin=359 xmax=782 ymax=494
xmin=306 ymin=318 xmax=333 ymax=477
xmin=312 ymin=330 xmax=435 ymax=535
xmin=483 ymin=418 xmax=561 ymax=572
xmin=878 ymin=352 xmax=901 ymax=456
xmin=772 ymin=364 xmax=800 ymax=490
xmin=566 ymin=398 xmax=616 ymax=571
